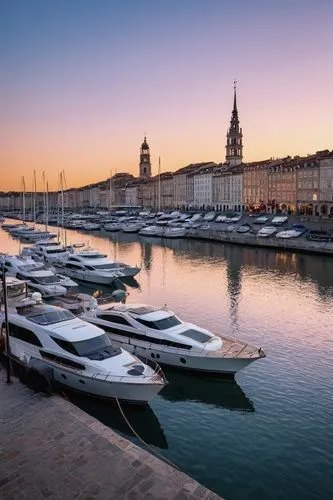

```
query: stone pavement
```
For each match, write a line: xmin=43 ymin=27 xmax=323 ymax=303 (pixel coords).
xmin=0 ymin=368 xmax=222 ymax=500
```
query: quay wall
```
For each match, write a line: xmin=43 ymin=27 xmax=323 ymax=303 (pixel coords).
xmin=0 ymin=368 xmax=222 ymax=500
xmin=186 ymin=230 xmax=333 ymax=256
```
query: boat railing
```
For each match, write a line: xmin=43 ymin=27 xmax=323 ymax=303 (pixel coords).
xmin=90 ymin=364 xmax=166 ymax=384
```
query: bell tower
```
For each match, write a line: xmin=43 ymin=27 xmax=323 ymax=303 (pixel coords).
xmin=225 ymin=80 xmax=243 ymax=166
xmin=139 ymin=136 xmax=152 ymax=178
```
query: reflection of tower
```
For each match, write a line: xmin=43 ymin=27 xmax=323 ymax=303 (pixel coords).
xmin=139 ymin=136 xmax=152 ymax=178
xmin=141 ymin=241 xmax=153 ymax=271
xmin=225 ymin=80 xmax=243 ymax=166
xmin=225 ymin=246 xmax=243 ymax=335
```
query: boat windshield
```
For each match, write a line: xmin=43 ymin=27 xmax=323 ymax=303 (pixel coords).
xmin=32 ymin=275 xmax=59 ymax=284
xmin=91 ymin=263 xmax=118 ymax=270
xmin=80 ymin=253 xmax=106 ymax=259
xmin=45 ymin=248 xmax=67 ymax=254
xmin=136 ymin=315 xmax=181 ymax=330
xmin=51 ymin=334 xmax=121 ymax=360
xmin=28 ymin=309 xmax=75 ymax=325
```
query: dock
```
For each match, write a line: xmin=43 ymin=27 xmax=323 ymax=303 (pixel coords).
xmin=0 ymin=367 xmax=222 ymax=500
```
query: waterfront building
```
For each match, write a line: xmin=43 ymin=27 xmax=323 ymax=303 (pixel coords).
xmin=173 ymin=164 xmax=202 ymax=210
xmin=267 ymin=157 xmax=296 ymax=213
xmin=124 ymin=182 xmax=139 ymax=207
xmin=243 ymin=160 xmax=270 ymax=211
xmin=111 ymin=173 xmax=134 ymax=206
xmin=193 ymin=163 xmax=217 ymax=210
xmin=139 ymin=136 xmax=152 ymax=178
xmin=318 ymin=151 xmax=333 ymax=216
xmin=296 ymin=154 xmax=321 ymax=215
xmin=225 ymin=81 xmax=243 ymax=166
xmin=213 ymin=164 xmax=243 ymax=212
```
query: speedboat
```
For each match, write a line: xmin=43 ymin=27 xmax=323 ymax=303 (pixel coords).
xmin=139 ymin=225 xmax=164 ymax=237
xmin=82 ymin=303 xmax=265 ymax=375
xmin=0 ymin=287 xmax=166 ymax=404
xmin=271 ymin=216 xmax=288 ymax=226
xmin=276 ymin=229 xmax=304 ymax=239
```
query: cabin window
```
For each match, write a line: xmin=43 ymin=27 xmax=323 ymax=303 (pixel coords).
xmin=136 ymin=315 xmax=181 ymax=330
xmin=8 ymin=323 xmax=42 ymax=346
xmin=50 ymin=334 xmax=121 ymax=360
xmin=28 ymin=309 xmax=75 ymax=325
xmin=98 ymin=314 xmax=132 ymax=326
xmin=40 ymin=351 xmax=85 ymax=370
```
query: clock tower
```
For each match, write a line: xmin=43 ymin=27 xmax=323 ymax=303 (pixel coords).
xmin=225 ymin=81 xmax=243 ymax=166
xmin=139 ymin=136 xmax=152 ymax=178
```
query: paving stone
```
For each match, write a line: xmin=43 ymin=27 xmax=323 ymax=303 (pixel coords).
xmin=0 ymin=370 xmax=223 ymax=500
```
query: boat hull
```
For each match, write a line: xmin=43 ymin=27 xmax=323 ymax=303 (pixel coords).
xmin=102 ymin=334 xmax=261 ymax=375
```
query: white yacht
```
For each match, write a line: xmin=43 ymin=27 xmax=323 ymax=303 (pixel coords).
xmin=0 ymin=285 xmax=166 ymax=404
xmin=82 ymin=303 xmax=266 ymax=375
xmin=54 ymin=249 xmax=139 ymax=284
xmin=139 ymin=225 xmax=164 ymax=237
xmin=104 ymin=223 xmax=121 ymax=232
xmin=2 ymin=255 xmax=68 ymax=297
xmin=22 ymin=241 xmax=72 ymax=264
xmin=122 ymin=222 xmax=145 ymax=233
xmin=82 ymin=223 xmax=101 ymax=231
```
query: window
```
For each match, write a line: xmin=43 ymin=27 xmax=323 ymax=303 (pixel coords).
xmin=8 ymin=322 xmax=42 ymax=346
xmin=40 ymin=350 xmax=85 ymax=370
xmin=51 ymin=334 xmax=121 ymax=360
xmin=98 ymin=314 xmax=131 ymax=326
xmin=28 ymin=309 xmax=75 ymax=325
xmin=136 ymin=315 xmax=181 ymax=330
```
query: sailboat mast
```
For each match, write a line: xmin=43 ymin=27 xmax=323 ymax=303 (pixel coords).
xmin=158 ymin=156 xmax=161 ymax=212
xmin=46 ymin=181 xmax=49 ymax=232
xmin=22 ymin=176 xmax=26 ymax=222
xmin=42 ymin=170 xmax=46 ymax=228
xmin=33 ymin=169 xmax=37 ymax=224
xmin=109 ymin=170 xmax=112 ymax=211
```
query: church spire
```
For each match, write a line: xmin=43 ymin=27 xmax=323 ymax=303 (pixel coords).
xmin=225 ymin=80 xmax=243 ymax=166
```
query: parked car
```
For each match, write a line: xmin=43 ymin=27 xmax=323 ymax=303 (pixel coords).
xmin=271 ymin=216 xmax=288 ymax=226
xmin=237 ymin=223 xmax=252 ymax=234
xmin=257 ymin=226 xmax=278 ymax=238
xmin=306 ymin=230 xmax=332 ymax=242
xmin=253 ymin=216 xmax=270 ymax=225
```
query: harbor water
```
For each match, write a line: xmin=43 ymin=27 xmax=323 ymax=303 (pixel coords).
xmin=1 ymin=225 xmax=333 ymax=500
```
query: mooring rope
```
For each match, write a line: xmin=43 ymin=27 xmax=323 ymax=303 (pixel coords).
xmin=115 ymin=396 xmax=179 ymax=470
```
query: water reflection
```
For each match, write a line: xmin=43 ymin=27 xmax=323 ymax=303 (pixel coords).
xmin=160 ymin=370 xmax=254 ymax=412
xmin=66 ymin=392 xmax=168 ymax=450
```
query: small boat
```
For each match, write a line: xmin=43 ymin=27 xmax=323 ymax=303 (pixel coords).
xmin=104 ymin=223 xmax=121 ymax=232
xmin=122 ymin=223 xmax=145 ymax=233
xmin=257 ymin=226 xmax=277 ymax=238
xmin=0 ymin=284 xmax=166 ymax=404
xmin=163 ymin=226 xmax=187 ymax=239
xmin=82 ymin=303 xmax=265 ymax=375
xmin=139 ymin=225 xmax=164 ymax=237
xmin=82 ymin=223 xmax=101 ymax=231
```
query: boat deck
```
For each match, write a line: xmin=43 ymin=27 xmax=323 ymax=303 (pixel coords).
xmin=209 ymin=337 xmax=264 ymax=359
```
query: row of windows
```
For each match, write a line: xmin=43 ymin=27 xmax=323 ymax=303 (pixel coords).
xmin=100 ymin=323 xmax=192 ymax=350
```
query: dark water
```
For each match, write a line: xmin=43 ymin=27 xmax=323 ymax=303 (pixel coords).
xmin=2 ymin=225 xmax=333 ymax=499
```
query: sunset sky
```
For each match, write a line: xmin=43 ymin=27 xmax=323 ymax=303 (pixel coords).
xmin=1 ymin=0 xmax=332 ymax=191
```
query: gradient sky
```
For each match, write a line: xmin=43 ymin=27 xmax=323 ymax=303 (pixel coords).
xmin=1 ymin=0 xmax=332 ymax=191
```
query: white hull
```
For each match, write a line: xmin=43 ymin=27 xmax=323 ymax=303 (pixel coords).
xmin=104 ymin=335 xmax=259 ymax=374
xmin=54 ymin=267 xmax=121 ymax=284
xmin=51 ymin=368 xmax=163 ymax=403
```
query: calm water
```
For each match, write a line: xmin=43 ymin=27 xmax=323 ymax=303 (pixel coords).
xmin=2 ymin=224 xmax=333 ymax=499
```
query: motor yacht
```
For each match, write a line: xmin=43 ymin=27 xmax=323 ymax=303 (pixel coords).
xmin=2 ymin=254 xmax=68 ymax=297
xmin=122 ymin=222 xmax=145 ymax=233
xmin=275 ymin=229 xmax=304 ymax=239
xmin=0 ymin=288 xmax=166 ymax=404
xmin=139 ymin=225 xmax=164 ymax=237
xmin=82 ymin=303 xmax=265 ymax=375
xmin=54 ymin=249 xmax=139 ymax=284
xmin=82 ymin=223 xmax=101 ymax=231
xmin=104 ymin=223 xmax=121 ymax=232
xmin=68 ymin=249 xmax=140 ymax=278
xmin=22 ymin=241 xmax=72 ymax=264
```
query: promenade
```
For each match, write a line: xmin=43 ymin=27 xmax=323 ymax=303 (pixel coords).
xmin=0 ymin=368 xmax=221 ymax=500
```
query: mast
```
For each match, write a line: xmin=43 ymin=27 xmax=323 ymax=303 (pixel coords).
xmin=46 ymin=180 xmax=49 ymax=232
xmin=158 ymin=156 xmax=161 ymax=212
xmin=109 ymin=170 xmax=112 ymax=211
xmin=22 ymin=176 xmax=26 ymax=222
xmin=33 ymin=169 xmax=37 ymax=225
xmin=42 ymin=170 xmax=46 ymax=228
